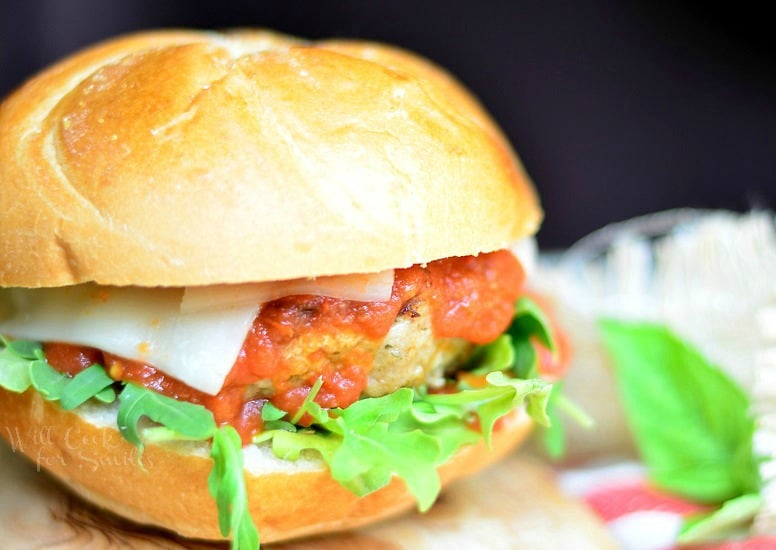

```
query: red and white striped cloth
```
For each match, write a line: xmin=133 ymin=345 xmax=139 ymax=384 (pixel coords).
xmin=560 ymin=462 xmax=776 ymax=550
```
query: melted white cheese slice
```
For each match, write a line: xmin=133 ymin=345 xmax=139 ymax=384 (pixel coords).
xmin=0 ymin=285 xmax=260 ymax=396
xmin=0 ymin=271 xmax=396 ymax=396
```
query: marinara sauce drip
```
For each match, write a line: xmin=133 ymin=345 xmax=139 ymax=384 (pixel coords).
xmin=43 ymin=250 xmax=525 ymax=443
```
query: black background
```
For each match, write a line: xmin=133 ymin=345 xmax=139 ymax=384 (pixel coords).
xmin=2 ymin=1 xmax=774 ymax=247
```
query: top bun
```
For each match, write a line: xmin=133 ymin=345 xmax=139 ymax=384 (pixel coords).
xmin=0 ymin=30 xmax=541 ymax=288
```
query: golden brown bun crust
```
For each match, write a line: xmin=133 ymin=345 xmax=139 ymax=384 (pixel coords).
xmin=0 ymin=389 xmax=533 ymax=543
xmin=0 ymin=29 xmax=541 ymax=288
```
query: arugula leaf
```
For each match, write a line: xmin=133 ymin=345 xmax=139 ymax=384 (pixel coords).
xmin=261 ymin=389 xmax=444 ymax=510
xmin=1 ymin=338 xmax=255 ymax=547
xmin=259 ymin=402 xmax=297 ymax=432
xmin=289 ymin=377 xmax=324 ymax=425
xmin=117 ymin=383 xmax=217 ymax=452
xmin=60 ymin=365 xmax=115 ymax=410
xmin=331 ymin=390 xmax=442 ymax=510
xmin=425 ymin=372 xmax=550 ymax=444
xmin=678 ymin=493 xmax=762 ymax=544
xmin=29 ymin=359 xmax=71 ymax=400
xmin=94 ymin=385 xmax=117 ymax=404
xmin=261 ymin=428 xmax=340 ymax=462
xmin=0 ymin=338 xmax=115 ymax=406
xmin=542 ymin=384 xmax=594 ymax=459
xmin=464 ymin=297 xmax=558 ymax=381
xmin=258 ymin=375 xmax=551 ymax=512
xmin=0 ymin=335 xmax=37 ymax=392
xmin=260 ymin=402 xmax=286 ymax=422
xmin=466 ymin=335 xmax=515 ymax=376
xmin=508 ymin=297 xmax=557 ymax=379
xmin=599 ymin=320 xmax=759 ymax=503
xmin=511 ymin=297 xmax=556 ymax=351
xmin=1 ymin=336 xmax=44 ymax=359
xmin=209 ymin=426 xmax=260 ymax=549
xmin=113 ymin=383 xmax=259 ymax=547
xmin=393 ymin=398 xmax=481 ymax=463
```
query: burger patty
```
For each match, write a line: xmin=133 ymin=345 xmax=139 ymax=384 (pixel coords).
xmin=367 ymin=300 xmax=472 ymax=396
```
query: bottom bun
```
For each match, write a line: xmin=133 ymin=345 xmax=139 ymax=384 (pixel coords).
xmin=0 ymin=389 xmax=533 ymax=543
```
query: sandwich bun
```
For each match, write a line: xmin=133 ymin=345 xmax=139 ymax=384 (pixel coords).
xmin=0 ymin=29 xmax=545 ymax=544
xmin=0 ymin=29 xmax=540 ymax=288
xmin=0 ymin=389 xmax=532 ymax=543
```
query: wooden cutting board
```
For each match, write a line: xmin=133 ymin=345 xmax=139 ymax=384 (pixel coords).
xmin=0 ymin=443 xmax=615 ymax=549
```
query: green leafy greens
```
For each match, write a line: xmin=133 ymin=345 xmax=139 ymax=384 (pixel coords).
xmin=117 ymin=382 xmax=217 ymax=452
xmin=0 ymin=296 xmax=559 ymax=549
xmin=0 ymin=335 xmax=115 ymax=406
xmin=463 ymin=296 xmax=585 ymax=458
xmin=210 ymin=427 xmax=260 ymax=550
xmin=679 ymin=493 xmax=762 ymax=544
xmin=466 ymin=296 xmax=556 ymax=379
xmin=0 ymin=336 xmax=45 ymax=392
xmin=600 ymin=320 xmax=761 ymax=543
xmin=256 ymin=372 xmax=551 ymax=511
xmin=0 ymin=338 xmax=259 ymax=549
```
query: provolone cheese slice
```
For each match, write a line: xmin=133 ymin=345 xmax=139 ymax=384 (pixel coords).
xmin=181 ymin=270 xmax=394 ymax=313
xmin=0 ymin=285 xmax=259 ymax=395
xmin=0 ymin=270 xmax=397 ymax=396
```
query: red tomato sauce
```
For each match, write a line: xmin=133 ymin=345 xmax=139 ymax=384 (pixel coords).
xmin=43 ymin=251 xmax=525 ymax=443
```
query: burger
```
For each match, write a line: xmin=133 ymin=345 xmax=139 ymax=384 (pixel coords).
xmin=0 ymin=30 xmax=562 ymax=546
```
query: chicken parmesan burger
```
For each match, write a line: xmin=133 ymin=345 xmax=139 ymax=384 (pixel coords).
xmin=0 ymin=30 xmax=563 ymax=547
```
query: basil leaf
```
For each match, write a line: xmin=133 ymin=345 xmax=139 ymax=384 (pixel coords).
xmin=117 ymin=383 xmax=217 ymax=451
xmin=60 ymin=365 xmax=115 ymax=410
xmin=600 ymin=320 xmax=759 ymax=503
xmin=209 ymin=426 xmax=259 ymax=549
xmin=679 ymin=493 xmax=762 ymax=544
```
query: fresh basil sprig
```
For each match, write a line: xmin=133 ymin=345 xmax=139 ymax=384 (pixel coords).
xmin=679 ymin=493 xmax=762 ymax=544
xmin=600 ymin=320 xmax=761 ymax=542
